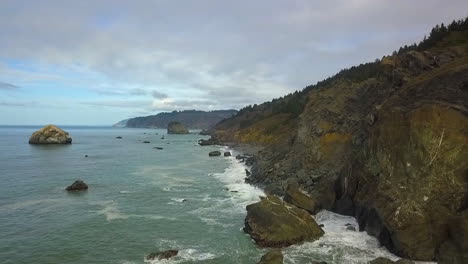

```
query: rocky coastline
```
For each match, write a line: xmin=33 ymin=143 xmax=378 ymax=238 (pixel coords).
xmin=206 ymin=25 xmax=468 ymax=264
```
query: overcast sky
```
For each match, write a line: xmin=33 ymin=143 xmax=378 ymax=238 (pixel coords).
xmin=0 ymin=0 xmax=467 ymax=125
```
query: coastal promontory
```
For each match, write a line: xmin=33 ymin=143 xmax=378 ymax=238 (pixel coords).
xmin=28 ymin=125 xmax=72 ymax=144
xmin=167 ymin=121 xmax=189 ymax=134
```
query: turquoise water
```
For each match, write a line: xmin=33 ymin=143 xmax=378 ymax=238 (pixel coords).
xmin=0 ymin=126 xmax=402 ymax=264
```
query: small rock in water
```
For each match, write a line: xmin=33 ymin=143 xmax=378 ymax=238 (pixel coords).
xmin=153 ymin=147 xmax=164 ymax=150
xmin=84 ymin=155 xmax=88 ymax=157
xmin=182 ymin=199 xmax=187 ymax=202
xmin=224 ymin=151 xmax=231 ymax=157
xmin=257 ymin=249 xmax=283 ymax=264
xmin=319 ymin=224 xmax=325 ymax=228
xmin=146 ymin=249 xmax=178 ymax=260
xmin=224 ymin=187 xmax=229 ymax=191
xmin=161 ymin=136 xmax=165 ymax=139
xmin=230 ymin=190 xmax=239 ymax=193
xmin=115 ymin=136 xmax=122 ymax=139
xmin=66 ymin=180 xmax=88 ymax=191
xmin=346 ymin=225 xmax=356 ymax=231
xmin=143 ymin=141 xmax=150 ymax=143
xmin=209 ymin=151 xmax=221 ymax=157
xmin=245 ymin=169 xmax=251 ymax=176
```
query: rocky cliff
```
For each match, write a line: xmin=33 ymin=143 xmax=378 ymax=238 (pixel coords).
xmin=115 ymin=110 xmax=236 ymax=129
xmin=213 ymin=19 xmax=468 ymax=262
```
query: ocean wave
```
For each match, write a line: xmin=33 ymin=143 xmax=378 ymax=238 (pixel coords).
xmin=144 ymin=248 xmax=216 ymax=264
xmin=210 ymin=147 xmax=264 ymax=209
xmin=283 ymin=210 xmax=431 ymax=264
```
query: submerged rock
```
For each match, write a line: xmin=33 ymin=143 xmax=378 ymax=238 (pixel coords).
xmin=143 ymin=141 xmax=150 ymax=143
xmin=244 ymin=195 xmax=324 ymax=247
xmin=257 ymin=249 xmax=283 ymax=264
xmin=153 ymin=147 xmax=164 ymax=150
xmin=167 ymin=121 xmax=189 ymax=134
xmin=209 ymin=151 xmax=221 ymax=157
xmin=66 ymin=180 xmax=88 ymax=191
xmin=28 ymin=124 xmax=72 ymax=144
xmin=284 ymin=183 xmax=319 ymax=214
xmin=115 ymin=136 xmax=122 ymax=139
xmin=146 ymin=249 xmax=178 ymax=260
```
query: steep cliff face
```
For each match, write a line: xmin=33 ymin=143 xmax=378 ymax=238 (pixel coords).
xmin=213 ymin=26 xmax=468 ymax=261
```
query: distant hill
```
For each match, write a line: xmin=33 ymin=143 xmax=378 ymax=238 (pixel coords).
xmin=114 ymin=110 xmax=237 ymax=129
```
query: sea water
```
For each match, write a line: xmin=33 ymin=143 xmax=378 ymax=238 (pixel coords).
xmin=0 ymin=126 xmax=408 ymax=264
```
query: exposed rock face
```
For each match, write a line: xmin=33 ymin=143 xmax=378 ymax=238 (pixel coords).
xmin=257 ymin=249 xmax=283 ymax=264
xmin=368 ymin=257 xmax=414 ymax=264
xmin=214 ymin=32 xmax=468 ymax=261
xmin=284 ymin=183 xmax=319 ymax=214
xmin=146 ymin=250 xmax=178 ymax=260
xmin=244 ymin=195 xmax=324 ymax=247
xmin=28 ymin=125 xmax=72 ymax=144
xmin=209 ymin=151 xmax=221 ymax=157
xmin=66 ymin=180 xmax=88 ymax=191
xmin=198 ymin=137 xmax=220 ymax=146
xmin=167 ymin=121 xmax=189 ymax=134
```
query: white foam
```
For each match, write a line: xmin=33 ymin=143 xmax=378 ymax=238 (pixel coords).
xmin=144 ymin=249 xmax=216 ymax=264
xmin=283 ymin=210 xmax=436 ymax=264
xmin=210 ymin=148 xmax=264 ymax=209
xmin=93 ymin=200 xmax=129 ymax=221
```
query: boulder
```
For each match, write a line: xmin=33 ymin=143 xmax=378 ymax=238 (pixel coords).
xmin=257 ymin=249 xmax=283 ymax=264
xmin=244 ymin=195 xmax=324 ymax=247
xmin=66 ymin=180 xmax=88 ymax=191
xmin=167 ymin=122 xmax=189 ymax=134
xmin=198 ymin=137 xmax=220 ymax=146
xmin=146 ymin=249 xmax=178 ymax=260
xmin=209 ymin=151 xmax=221 ymax=157
xmin=437 ymin=210 xmax=468 ymax=264
xmin=284 ymin=183 xmax=320 ymax=214
xmin=224 ymin=151 xmax=231 ymax=157
xmin=28 ymin=125 xmax=72 ymax=144
xmin=368 ymin=257 xmax=414 ymax=264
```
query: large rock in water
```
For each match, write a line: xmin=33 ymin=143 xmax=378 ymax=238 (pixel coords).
xmin=244 ymin=195 xmax=324 ymax=247
xmin=284 ymin=183 xmax=320 ymax=214
xmin=146 ymin=250 xmax=178 ymax=260
xmin=167 ymin=121 xmax=189 ymax=134
xmin=66 ymin=180 xmax=88 ymax=191
xmin=28 ymin=125 xmax=72 ymax=144
xmin=257 ymin=249 xmax=283 ymax=264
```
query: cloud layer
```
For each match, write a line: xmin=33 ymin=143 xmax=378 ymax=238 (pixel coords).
xmin=0 ymin=0 xmax=467 ymax=124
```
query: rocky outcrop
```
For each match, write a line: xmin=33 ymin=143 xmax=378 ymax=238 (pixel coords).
xmin=146 ymin=250 xmax=178 ymax=260
xmin=28 ymin=125 xmax=72 ymax=144
xmin=244 ymin=195 xmax=324 ymax=247
xmin=209 ymin=151 xmax=221 ymax=157
xmin=368 ymin=257 xmax=414 ymax=264
xmin=213 ymin=26 xmax=468 ymax=262
xmin=66 ymin=180 xmax=88 ymax=191
xmin=284 ymin=183 xmax=320 ymax=214
xmin=257 ymin=249 xmax=283 ymax=264
xmin=167 ymin=121 xmax=189 ymax=134
xmin=198 ymin=137 xmax=220 ymax=146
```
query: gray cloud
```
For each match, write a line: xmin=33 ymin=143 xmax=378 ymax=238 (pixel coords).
xmin=0 ymin=0 xmax=467 ymax=118
xmin=0 ymin=81 xmax=19 ymax=90
xmin=151 ymin=90 xmax=168 ymax=99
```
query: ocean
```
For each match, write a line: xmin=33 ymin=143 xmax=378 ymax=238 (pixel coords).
xmin=0 ymin=126 xmax=401 ymax=264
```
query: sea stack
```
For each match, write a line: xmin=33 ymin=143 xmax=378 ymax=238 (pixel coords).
xmin=167 ymin=121 xmax=189 ymax=134
xmin=28 ymin=124 xmax=72 ymax=144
